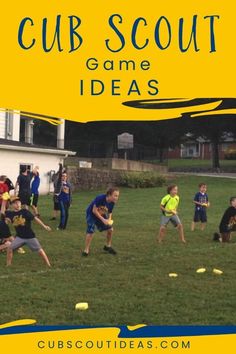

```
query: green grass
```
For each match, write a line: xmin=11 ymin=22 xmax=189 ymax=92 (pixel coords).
xmin=1 ymin=176 xmax=236 ymax=326
xmin=168 ymin=159 xmax=236 ymax=169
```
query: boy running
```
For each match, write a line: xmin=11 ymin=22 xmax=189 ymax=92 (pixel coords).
xmin=82 ymin=187 xmax=120 ymax=256
xmin=213 ymin=197 xmax=236 ymax=243
xmin=191 ymin=183 xmax=210 ymax=231
xmin=157 ymin=184 xmax=186 ymax=243
xmin=5 ymin=197 xmax=51 ymax=266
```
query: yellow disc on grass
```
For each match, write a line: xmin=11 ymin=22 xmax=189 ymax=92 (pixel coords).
xmin=75 ymin=303 xmax=89 ymax=311
xmin=169 ymin=273 xmax=178 ymax=278
xmin=196 ymin=268 xmax=206 ymax=273
xmin=213 ymin=269 xmax=223 ymax=275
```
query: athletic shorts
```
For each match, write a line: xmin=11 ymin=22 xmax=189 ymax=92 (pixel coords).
xmin=86 ymin=214 xmax=112 ymax=234
xmin=0 ymin=221 xmax=11 ymax=239
xmin=53 ymin=195 xmax=60 ymax=211
xmin=194 ymin=209 xmax=207 ymax=223
xmin=30 ymin=193 xmax=39 ymax=207
xmin=161 ymin=214 xmax=181 ymax=227
xmin=19 ymin=192 xmax=31 ymax=206
xmin=9 ymin=237 xmax=42 ymax=252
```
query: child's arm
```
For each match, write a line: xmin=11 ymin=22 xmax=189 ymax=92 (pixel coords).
xmin=34 ymin=217 xmax=51 ymax=231
xmin=92 ymin=205 xmax=110 ymax=225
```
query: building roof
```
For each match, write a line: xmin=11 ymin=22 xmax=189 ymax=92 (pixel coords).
xmin=0 ymin=138 xmax=76 ymax=156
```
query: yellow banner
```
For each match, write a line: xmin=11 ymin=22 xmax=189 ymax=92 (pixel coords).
xmin=0 ymin=1 xmax=235 ymax=122
xmin=1 ymin=321 xmax=236 ymax=354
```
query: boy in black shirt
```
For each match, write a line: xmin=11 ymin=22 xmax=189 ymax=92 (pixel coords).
xmin=5 ymin=197 xmax=51 ymax=266
xmin=214 ymin=197 xmax=236 ymax=242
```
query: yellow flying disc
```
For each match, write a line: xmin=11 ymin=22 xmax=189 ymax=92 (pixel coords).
xmin=169 ymin=273 xmax=178 ymax=278
xmin=75 ymin=303 xmax=89 ymax=311
xmin=213 ymin=269 xmax=223 ymax=275
xmin=108 ymin=219 xmax=114 ymax=226
xmin=196 ymin=268 xmax=206 ymax=273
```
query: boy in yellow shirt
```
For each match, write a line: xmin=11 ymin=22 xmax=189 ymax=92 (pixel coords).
xmin=157 ymin=184 xmax=186 ymax=243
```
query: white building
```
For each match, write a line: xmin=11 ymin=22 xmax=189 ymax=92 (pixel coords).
xmin=0 ymin=110 xmax=75 ymax=194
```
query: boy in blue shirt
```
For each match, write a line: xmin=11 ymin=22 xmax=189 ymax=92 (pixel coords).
xmin=191 ymin=183 xmax=210 ymax=231
xmin=82 ymin=187 xmax=120 ymax=256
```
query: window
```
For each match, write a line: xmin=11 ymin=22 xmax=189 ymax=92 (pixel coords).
xmin=221 ymin=143 xmax=230 ymax=152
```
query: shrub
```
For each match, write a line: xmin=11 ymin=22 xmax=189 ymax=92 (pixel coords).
xmin=118 ymin=171 xmax=166 ymax=188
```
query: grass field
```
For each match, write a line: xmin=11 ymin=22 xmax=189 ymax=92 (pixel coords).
xmin=168 ymin=159 xmax=236 ymax=169
xmin=1 ymin=176 xmax=236 ymax=326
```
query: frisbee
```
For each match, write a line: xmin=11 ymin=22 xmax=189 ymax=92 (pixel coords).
xmin=169 ymin=273 xmax=178 ymax=278
xmin=213 ymin=269 xmax=223 ymax=275
xmin=75 ymin=302 xmax=89 ymax=311
xmin=196 ymin=268 xmax=206 ymax=273
xmin=107 ymin=219 xmax=114 ymax=226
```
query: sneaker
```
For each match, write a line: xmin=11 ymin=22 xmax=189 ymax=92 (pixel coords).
xmin=82 ymin=251 xmax=89 ymax=257
xmin=17 ymin=248 xmax=26 ymax=254
xmin=103 ymin=245 xmax=117 ymax=255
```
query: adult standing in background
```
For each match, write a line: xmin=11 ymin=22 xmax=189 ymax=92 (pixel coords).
xmin=15 ymin=166 xmax=37 ymax=209
xmin=30 ymin=166 xmax=40 ymax=216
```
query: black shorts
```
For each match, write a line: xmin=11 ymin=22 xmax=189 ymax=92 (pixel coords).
xmin=194 ymin=209 xmax=207 ymax=223
xmin=30 ymin=193 xmax=39 ymax=207
xmin=19 ymin=192 xmax=31 ymax=206
xmin=53 ymin=195 xmax=60 ymax=211
xmin=0 ymin=221 xmax=11 ymax=240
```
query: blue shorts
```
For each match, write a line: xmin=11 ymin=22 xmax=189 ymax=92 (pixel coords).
xmin=194 ymin=209 xmax=207 ymax=223
xmin=86 ymin=214 xmax=112 ymax=234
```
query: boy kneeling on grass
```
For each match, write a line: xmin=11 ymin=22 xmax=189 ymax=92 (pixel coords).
xmin=213 ymin=196 xmax=236 ymax=243
xmin=5 ymin=197 xmax=51 ymax=267
xmin=82 ymin=187 xmax=120 ymax=256
xmin=157 ymin=184 xmax=186 ymax=244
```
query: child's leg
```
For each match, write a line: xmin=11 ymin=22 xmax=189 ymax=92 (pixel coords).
xmin=200 ymin=211 xmax=207 ymax=231
xmin=177 ymin=224 xmax=186 ymax=243
xmin=191 ymin=221 xmax=195 ymax=231
xmin=158 ymin=225 xmax=167 ymax=243
xmin=58 ymin=201 xmax=66 ymax=229
xmin=84 ymin=233 xmax=94 ymax=254
xmin=106 ymin=228 xmax=113 ymax=247
xmin=63 ymin=203 xmax=69 ymax=229
xmin=6 ymin=248 xmax=13 ymax=266
xmin=6 ymin=237 xmax=25 ymax=266
xmin=38 ymin=249 xmax=51 ymax=267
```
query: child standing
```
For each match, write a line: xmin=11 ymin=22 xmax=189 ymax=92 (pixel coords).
xmin=191 ymin=183 xmax=210 ymax=231
xmin=57 ymin=172 xmax=72 ymax=230
xmin=82 ymin=187 xmax=120 ymax=256
xmin=5 ymin=197 xmax=51 ymax=266
xmin=213 ymin=197 xmax=236 ymax=243
xmin=157 ymin=184 xmax=186 ymax=243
